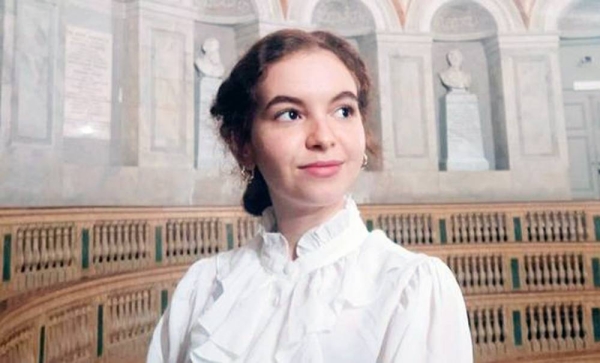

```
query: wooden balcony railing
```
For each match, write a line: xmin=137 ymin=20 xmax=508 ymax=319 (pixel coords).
xmin=2 ymin=201 xmax=600 ymax=362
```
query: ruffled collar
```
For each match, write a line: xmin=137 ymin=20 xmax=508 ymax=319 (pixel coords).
xmin=190 ymin=196 xmax=372 ymax=363
xmin=258 ymin=197 xmax=364 ymax=275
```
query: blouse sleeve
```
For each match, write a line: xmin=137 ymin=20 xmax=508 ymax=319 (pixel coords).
xmin=379 ymin=257 xmax=473 ymax=363
xmin=146 ymin=259 xmax=218 ymax=363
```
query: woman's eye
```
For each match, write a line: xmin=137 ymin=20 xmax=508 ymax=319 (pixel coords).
xmin=275 ymin=109 xmax=300 ymax=122
xmin=334 ymin=106 xmax=354 ymax=119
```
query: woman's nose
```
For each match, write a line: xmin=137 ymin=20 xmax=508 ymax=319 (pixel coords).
xmin=305 ymin=116 xmax=336 ymax=150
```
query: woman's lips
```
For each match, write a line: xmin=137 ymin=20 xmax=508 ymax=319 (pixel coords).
xmin=299 ymin=161 xmax=343 ymax=177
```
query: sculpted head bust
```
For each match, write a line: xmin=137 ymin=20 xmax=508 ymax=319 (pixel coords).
xmin=195 ymin=37 xmax=225 ymax=78
xmin=439 ymin=49 xmax=471 ymax=91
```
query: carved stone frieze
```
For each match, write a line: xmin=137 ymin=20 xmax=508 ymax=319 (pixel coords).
xmin=195 ymin=0 xmax=254 ymax=17
xmin=432 ymin=1 xmax=497 ymax=35
xmin=312 ymin=0 xmax=375 ymax=30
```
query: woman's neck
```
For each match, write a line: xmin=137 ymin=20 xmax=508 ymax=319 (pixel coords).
xmin=270 ymin=198 xmax=345 ymax=260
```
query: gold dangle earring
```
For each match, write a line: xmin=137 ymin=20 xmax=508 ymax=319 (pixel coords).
xmin=361 ymin=153 xmax=368 ymax=169
xmin=241 ymin=166 xmax=255 ymax=184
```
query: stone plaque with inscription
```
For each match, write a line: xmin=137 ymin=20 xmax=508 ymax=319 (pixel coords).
xmin=63 ymin=26 xmax=112 ymax=140
xmin=443 ymin=90 xmax=489 ymax=171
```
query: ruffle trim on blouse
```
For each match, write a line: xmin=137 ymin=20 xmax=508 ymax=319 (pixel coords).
xmin=188 ymin=199 xmax=430 ymax=363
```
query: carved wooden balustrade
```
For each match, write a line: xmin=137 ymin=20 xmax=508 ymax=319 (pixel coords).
xmin=2 ymin=201 xmax=600 ymax=362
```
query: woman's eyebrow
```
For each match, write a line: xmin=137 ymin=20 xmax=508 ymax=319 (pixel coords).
xmin=263 ymin=95 xmax=304 ymax=110
xmin=330 ymin=91 xmax=358 ymax=104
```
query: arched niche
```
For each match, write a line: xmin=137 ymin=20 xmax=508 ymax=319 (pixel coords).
xmin=431 ymin=0 xmax=509 ymax=171
xmin=288 ymin=0 xmax=399 ymax=31
xmin=557 ymin=0 xmax=600 ymax=199
xmin=406 ymin=0 xmax=524 ymax=33
xmin=311 ymin=0 xmax=383 ymax=170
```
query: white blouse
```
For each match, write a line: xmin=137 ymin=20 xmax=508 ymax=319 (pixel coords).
xmin=147 ymin=199 xmax=473 ymax=363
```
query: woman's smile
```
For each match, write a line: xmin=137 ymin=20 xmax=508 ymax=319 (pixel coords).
xmin=298 ymin=160 xmax=344 ymax=178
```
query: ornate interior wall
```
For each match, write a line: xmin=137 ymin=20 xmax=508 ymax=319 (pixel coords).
xmin=0 ymin=0 xmax=598 ymax=206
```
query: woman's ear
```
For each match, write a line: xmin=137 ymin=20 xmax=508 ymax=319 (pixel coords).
xmin=238 ymin=143 xmax=255 ymax=169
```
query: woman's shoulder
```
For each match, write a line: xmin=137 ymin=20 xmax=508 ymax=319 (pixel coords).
xmin=359 ymin=229 xmax=454 ymax=284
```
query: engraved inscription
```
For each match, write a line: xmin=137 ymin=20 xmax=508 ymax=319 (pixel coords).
xmin=63 ymin=26 xmax=113 ymax=140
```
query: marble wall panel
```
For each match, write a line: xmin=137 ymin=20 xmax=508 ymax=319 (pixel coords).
xmin=390 ymin=56 xmax=428 ymax=157
xmin=150 ymin=29 xmax=186 ymax=153
xmin=567 ymin=136 xmax=594 ymax=193
xmin=513 ymin=56 xmax=557 ymax=156
xmin=11 ymin=0 xmax=57 ymax=143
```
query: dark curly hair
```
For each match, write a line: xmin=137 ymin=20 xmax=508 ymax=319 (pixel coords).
xmin=210 ymin=29 xmax=377 ymax=216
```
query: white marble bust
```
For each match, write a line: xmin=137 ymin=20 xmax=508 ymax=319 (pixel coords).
xmin=439 ymin=49 xmax=471 ymax=92
xmin=195 ymin=38 xmax=225 ymax=78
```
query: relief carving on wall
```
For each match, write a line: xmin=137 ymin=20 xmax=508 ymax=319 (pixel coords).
xmin=431 ymin=2 xmax=497 ymax=35
xmin=312 ymin=0 xmax=375 ymax=29
xmin=195 ymin=0 xmax=253 ymax=17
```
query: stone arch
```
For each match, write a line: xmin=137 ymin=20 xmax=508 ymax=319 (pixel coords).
xmin=529 ymin=0 xmax=578 ymax=32
xmin=251 ymin=0 xmax=285 ymax=22
xmin=287 ymin=0 xmax=400 ymax=30
xmin=405 ymin=0 xmax=525 ymax=33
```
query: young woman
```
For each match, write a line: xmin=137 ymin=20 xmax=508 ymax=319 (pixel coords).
xmin=147 ymin=29 xmax=473 ymax=363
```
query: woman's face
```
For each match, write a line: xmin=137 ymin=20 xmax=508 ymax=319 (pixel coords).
xmin=248 ymin=49 xmax=366 ymax=211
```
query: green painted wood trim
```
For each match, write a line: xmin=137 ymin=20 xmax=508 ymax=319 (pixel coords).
xmin=97 ymin=305 xmax=103 ymax=357
xmin=38 ymin=325 xmax=45 ymax=363
xmin=593 ymin=258 xmax=600 ymax=288
xmin=439 ymin=219 xmax=447 ymax=244
xmin=593 ymin=308 xmax=600 ymax=342
xmin=513 ymin=311 xmax=522 ymax=346
xmin=366 ymin=220 xmax=373 ymax=232
xmin=511 ymin=258 xmax=521 ymax=290
xmin=2 ymin=234 xmax=11 ymax=282
xmin=155 ymin=226 xmax=163 ymax=263
xmin=595 ymin=216 xmax=600 ymax=241
xmin=82 ymin=229 xmax=90 ymax=269
xmin=513 ymin=217 xmax=522 ymax=242
xmin=226 ymin=224 xmax=234 ymax=250
xmin=161 ymin=290 xmax=169 ymax=314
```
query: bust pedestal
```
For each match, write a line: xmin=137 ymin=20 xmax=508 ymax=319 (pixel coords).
xmin=196 ymin=76 xmax=223 ymax=172
xmin=442 ymin=90 xmax=489 ymax=171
